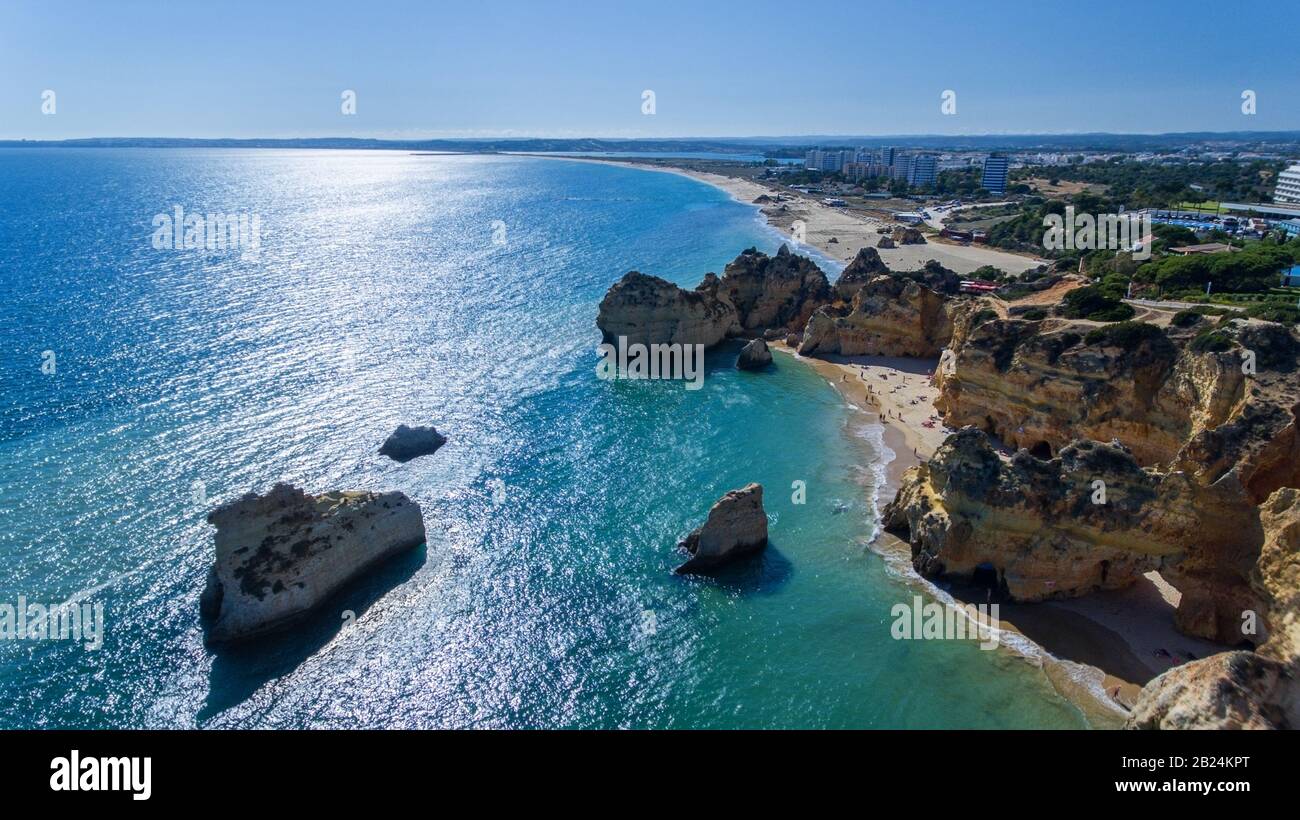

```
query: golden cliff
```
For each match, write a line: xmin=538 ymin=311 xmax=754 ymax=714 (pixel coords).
xmin=879 ymin=300 xmax=1300 ymax=728
xmin=595 ymin=245 xmax=831 ymax=346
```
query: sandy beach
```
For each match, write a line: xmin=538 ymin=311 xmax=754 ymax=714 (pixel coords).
xmin=793 ymin=341 xmax=1218 ymax=722
xmin=568 ymin=153 xmax=1223 ymax=727
xmin=554 ymin=158 xmax=1047 ymax=276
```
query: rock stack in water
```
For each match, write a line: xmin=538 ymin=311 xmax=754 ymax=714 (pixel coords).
xmin=675 ymin=484 xmax=768 ymax=574
xmin=200 ymin=483 xmax=426 ymax=643
xmin=379 ymin=424 xmax=447 ymax=463
xmin=736 ymin=338 xmax=773 ymax=370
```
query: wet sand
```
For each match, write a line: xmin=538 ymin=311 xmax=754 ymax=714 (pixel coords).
xmin=563 ymin=154 xmax=1223 ymax=727
xmin=777 ymin=342 xmax=1227 ymax=726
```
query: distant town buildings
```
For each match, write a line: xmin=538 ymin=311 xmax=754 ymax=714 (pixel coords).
xmin=1273 ymin=164 xmax=1300 ymax=205
xmin=981 ymin=155 xmax=1009 ymax=195
xmin=804 ymin=145 xmax=937 ymax=187
xmin=904 ymin=154 xmax=938 ymax=186
xmin=796 ymin=145 xmax=990 ymax=191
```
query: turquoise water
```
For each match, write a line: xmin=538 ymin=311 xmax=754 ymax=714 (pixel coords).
xmin=0 ymin=149 xmax=1087 ymax=728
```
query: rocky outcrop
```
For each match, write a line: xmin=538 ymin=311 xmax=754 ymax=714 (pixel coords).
xmin=882 ymin=428 xmax=1261 ymax=606
xmin=798 ymin=275 xmax=957 ymax=358
xmin=902 ymin=260 xmax=963 ymax=296
xmin=595 ymin=246 xmax=833 ymax=348
xmin=892 ymin=226 xmax=925 ymax=245
xmin=718 ymin=245 xmax=832 ymax=333
xmin=1256 ymin=488 xmax=1300 ymax=660
xmin=596 ymin=271 xmax=738 ymax=347
xmin=877 ymin=236 xmax=896 ymax=249
xmin=1126 ymin=488 xmax=1300 ymax=729
xmin=200 ymin=483 xmax=426 ymax=643
xmin=676 ymin=484 xmax=768 ymax=574
xmin=736 ymin=338 xmax=773 ymax=370
xmin=379 ymin=424 xmax=447 ymax=463
xmin=935 ymin=318 xmax=1299 ymax=474
xmin=834 ymin=247 xmax=890 ymax=300
xmin=1126 ymin=651 xmax=1298 ymax=729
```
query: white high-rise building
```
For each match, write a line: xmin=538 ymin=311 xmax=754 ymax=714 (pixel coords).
xmin=981 ymin=155 xmax=1009 ymax=195
xmin=906 ymin=154 xmax=938 ymax=187
xmin=1273 ymin=164 xmax=1300 ymax=205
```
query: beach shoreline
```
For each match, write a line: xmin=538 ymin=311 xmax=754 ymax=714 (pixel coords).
xmin=529 ymin=154 xmax=1047 ymax=275
xmin=547 ymin=152 xmax=1218 ymax=728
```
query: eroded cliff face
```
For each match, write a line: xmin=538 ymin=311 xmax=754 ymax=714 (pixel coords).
xmin=718 ymin=245 xmax=832 ymax=333
xmin=798 ymin=275 xmax=960 ymax=358
xmin=1126 ymin=651 xmax=1298 ymax=729
xmin=937 ymin=318 xmax=1222 ymax=464
xmin=880 ymin=428 xmax=1259 ymax=603
xmin=595 ymin=271 xmax=738 ymax=347
xmin=833 ymin=247 xmax=890 ymax=301
xmin=595 ymin=246 xmax=832 ymax=347
xmin=894 ymin=317 xmax=1300 ymax=652
xmin=1256 ymin=488 xmax=1300 ymax=661
xmin=936 ymin=318 xmax=1297 ymax=479
xmin=1126 ymin=487 xmax=1300 ymax=729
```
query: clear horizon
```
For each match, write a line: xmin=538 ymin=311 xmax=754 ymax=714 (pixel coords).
xmin=3 ymin=0 xmax=1297 ymax=140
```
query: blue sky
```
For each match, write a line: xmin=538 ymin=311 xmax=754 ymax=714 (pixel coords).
xmin=2 ymin=0 xmax=1297 ymax=139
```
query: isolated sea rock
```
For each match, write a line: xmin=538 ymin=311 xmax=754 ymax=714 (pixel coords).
xmin=736 ymin=338 xmax=773 ymax=370
xmin=834 ymin=247 xmax=890 ymax=301
xmin=200 ymin=483 xmax=426 ymax=643
xmin=799 ymin=274 xmax=957 ymax=358
xmin=1126 ymin=651 xmax=1298 ymax=730
xmin=676 ymin=483 xmax=768 ymax=574
xmin=379 ymin=424 xmax=447 ymax=463
xmin=718 ymin=245 xmax=832 ymax=333
xmin=596 ymin=270 xmax=738 ymax=347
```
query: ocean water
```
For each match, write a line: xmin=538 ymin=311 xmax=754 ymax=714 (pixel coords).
xmin=0 ymin=148 xmax=1088 ymax=728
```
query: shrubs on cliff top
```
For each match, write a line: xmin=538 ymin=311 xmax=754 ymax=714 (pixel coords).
xmin=1189 ymin=328 xmax=1235 ymax=354
xmin=1020 ymin=308 xmax=1049 ymax=321
xmin=1245 ymin=302 xmax=1300 ymax=326
xmin=1171 ymin=310 xmax=1203 ymax=328
xmin=1083 ymin=321 xmax=1166 ymax=350
xmin=1059 ymin=285 xmax=1137 ymax=322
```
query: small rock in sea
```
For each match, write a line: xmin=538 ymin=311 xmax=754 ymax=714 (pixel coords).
xmin=675 ymin=483 xmax=768 ymax=574
xmin=379 ymin=424 xmax=447 ymax=463
xmin=736 ymin=338 xmax=773 ymax=371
